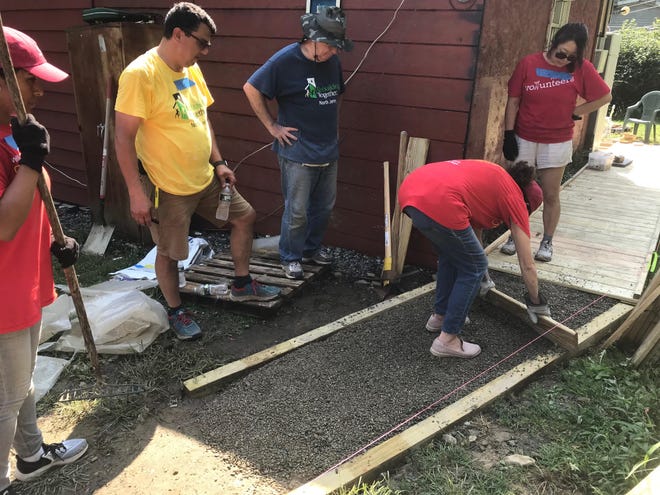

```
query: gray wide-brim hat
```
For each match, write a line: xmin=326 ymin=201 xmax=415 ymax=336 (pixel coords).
xmin=301 ymin=6 xmax=354 ymax=52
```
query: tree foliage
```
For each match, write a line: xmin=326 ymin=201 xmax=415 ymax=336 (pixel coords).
xmin=611 ymin=19 xmax=660 ymax=119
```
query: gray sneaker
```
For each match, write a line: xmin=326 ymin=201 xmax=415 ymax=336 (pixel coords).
xmin=15 ymin=439 xmax=88 ymax=481
xmin=302 ymin=248 xmax=333 ymax=265
xmin=499 ymin=236 xmax=516 ymax=255
xmin=281 ymin=261 xmax=304 ymax=279
xmin=535 ymin=239 xmax=553 ymax=262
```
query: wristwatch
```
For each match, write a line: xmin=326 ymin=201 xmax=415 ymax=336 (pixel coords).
xmin=211 ymin=159 xmax=228 ymax=168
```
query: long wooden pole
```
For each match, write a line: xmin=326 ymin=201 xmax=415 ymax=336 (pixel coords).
xmin=0 ymin=16 xmax=101 ymax=379
xmin=382 ymin=161 xmax=392 ymax=284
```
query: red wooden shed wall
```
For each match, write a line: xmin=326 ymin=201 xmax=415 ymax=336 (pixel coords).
xmin=202 ymin=0 xmax=485 ymax=260
xmin=0 ymin=0 xmax=607 ymax=267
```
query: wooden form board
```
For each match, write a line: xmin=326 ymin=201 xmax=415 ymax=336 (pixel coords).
xmin=483 ymin=288 xmax=578 ymax=351
xmin=487 ymin=152 xmax=660 ymax=302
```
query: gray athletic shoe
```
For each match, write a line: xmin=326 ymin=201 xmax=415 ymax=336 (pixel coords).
xmin=499 ymin=236 xmax=516 ymax=255
xmin=535 ymin=239 xmax=553 ymax=262
xmin=281 ymin=261 xmax=304 ymax=279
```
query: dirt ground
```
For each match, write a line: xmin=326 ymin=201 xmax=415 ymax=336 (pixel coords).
xmin=13 ymin=252 xmax=616 ymax=494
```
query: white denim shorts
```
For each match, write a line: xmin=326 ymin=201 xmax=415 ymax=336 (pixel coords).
xmin=516 ymin=135 xmax=573 ymax=169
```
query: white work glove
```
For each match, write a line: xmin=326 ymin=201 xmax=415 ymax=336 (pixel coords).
xmin=524 ymin=292 xmax=551 ymax=324
xmin=479 ymin=272 xmax=496 ymax=297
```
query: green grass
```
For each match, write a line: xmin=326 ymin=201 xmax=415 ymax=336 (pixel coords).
xmin=339 ymin=350 xmax=659 ymax=495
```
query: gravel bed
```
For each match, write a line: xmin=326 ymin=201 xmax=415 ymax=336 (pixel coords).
xmin=192 ymin=273 xmax=616 ymax=490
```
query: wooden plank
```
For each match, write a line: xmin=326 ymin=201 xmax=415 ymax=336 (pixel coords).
xmin=490 ymin=256 xmax=646 ymax=289
xmin=576 ymin=303 xmax=634 ymax=351
xmin=601 ymin=284 xmax=660 ymax=348
xmin=182 ymin=282 xmax=436 ymax=397
xmin=394 ymin=138 xmax=430 ymax=275
xmin=631 ymin=320 xmax=660 ymax=367
xmin=390 ymin=131 xmax=409 ymax=277
xmin=482 ymin=288 xmax=578 ymax=351
xmin=488 ymin=258 xmax=640 ymax=303
xmin=288 ymin=350 xmax=565 ymax=495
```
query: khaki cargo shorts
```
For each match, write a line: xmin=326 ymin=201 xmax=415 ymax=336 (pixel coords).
xmin=141 ymin=175 xmax=252 ymax=260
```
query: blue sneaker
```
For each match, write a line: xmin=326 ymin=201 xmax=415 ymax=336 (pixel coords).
xmin=168 ymin=308 xmax=202 ymax=341
xmin=230 ymin=280 xmax=281 ymax=302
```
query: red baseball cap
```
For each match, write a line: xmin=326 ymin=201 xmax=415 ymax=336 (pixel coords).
xmin=3 ymin=26 xmax=68 ymax=82
xmin=523 ymin=180 xmax=543 ymax=213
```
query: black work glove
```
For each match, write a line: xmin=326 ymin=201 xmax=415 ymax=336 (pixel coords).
xmin=502 ymin=130 xmax=519 ymax=161
xmin=10 ymin=114 xmax=50 ymax=174
xmin=524 ymin=291 xmax=551 ymax=324
xmin=51 ymin=236 xmax=79 ymax=269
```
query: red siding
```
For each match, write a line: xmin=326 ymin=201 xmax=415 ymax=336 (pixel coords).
xmin=0 ymin=1 xmax=606 ymax=269
xmin=205 ymin=1 xmax=483 ymax=262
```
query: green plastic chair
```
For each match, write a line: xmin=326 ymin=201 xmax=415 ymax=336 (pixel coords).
xmin=623 ymin=90 xmax=660 ymax=143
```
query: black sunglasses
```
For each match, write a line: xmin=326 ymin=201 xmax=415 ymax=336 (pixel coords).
xmin=554 ymin=51 xmax=577 ymax=62
xmin=186 ymin=32 xmax=211 ymax=50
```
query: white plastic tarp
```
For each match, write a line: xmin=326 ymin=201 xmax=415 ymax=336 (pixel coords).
xmin=43 ymin=288 xmax=169 ymax=354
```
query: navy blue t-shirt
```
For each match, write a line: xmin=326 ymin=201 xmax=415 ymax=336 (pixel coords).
xmin=247 ymin=43 xmax=345 ymax=164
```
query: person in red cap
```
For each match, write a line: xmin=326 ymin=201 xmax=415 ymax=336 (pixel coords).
xmin=0 ymin=27 xmax=87 ymax=495
xmin=398 ymin=159 xmax=550 ymax=359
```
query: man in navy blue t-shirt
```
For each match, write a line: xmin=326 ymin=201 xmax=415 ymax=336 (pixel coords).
xmin=243 ymin=7 xmax=352 ymax=280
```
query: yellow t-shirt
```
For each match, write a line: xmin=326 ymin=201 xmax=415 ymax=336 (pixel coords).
xmin=115 ymin=48 xmax=215 ymax=195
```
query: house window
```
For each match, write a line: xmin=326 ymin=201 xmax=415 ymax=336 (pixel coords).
xmin=306 ymin=0 xmax=340 ymax=14
xmin=546 ymin=0 xmax=573 ymax=47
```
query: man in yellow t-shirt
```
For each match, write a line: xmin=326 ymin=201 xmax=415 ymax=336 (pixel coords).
xmin=115 ymin=2 xmax=280 ymax=341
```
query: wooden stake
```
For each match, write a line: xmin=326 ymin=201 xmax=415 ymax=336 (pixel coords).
xmin=381 ymin=161 xmax=392 ymax=282
xmin=0 ymin=17 xmax=101 ymax=379
xmin=389 ymin=131 xmax=408 ymax=275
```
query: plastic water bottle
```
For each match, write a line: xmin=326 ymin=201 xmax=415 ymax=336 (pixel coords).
xmin=178 ymin=262 xmax=186 ymax=288
xmin=194 ymin=283 xmax=229 ymax=296
xmin=215 ymin=181 xmax=232 ymax=221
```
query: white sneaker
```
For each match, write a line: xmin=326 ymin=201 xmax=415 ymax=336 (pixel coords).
xmin=499 ymin=236 xmax=516 ymax=255
xmin=15 ymin=439 xmax=88 ymax=481
xmin=535 ymin=239 xmax=553 ymax=262
xmin=281 ymin=261 xmax=304 ymax=279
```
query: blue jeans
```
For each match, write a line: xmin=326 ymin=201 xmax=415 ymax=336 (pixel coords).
xmin=278 ymin=156 xmax=337 ymax=262
xmin=405 ymin=207 xmax=488 ymax=335
xmin=0 ymin=320 xmax=44 ymax=490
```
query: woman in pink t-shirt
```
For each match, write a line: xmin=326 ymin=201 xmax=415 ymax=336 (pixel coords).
xmin=501 ymin=23 xmax=611 ymax=262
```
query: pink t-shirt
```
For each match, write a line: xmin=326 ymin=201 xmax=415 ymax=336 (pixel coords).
xmin=508 ymin=52 xmax=611 ymax=143
xmin=398 ymin=159 xmax=531 ymax=237
xmin=0 ymin=124 xmax=56 ymax=334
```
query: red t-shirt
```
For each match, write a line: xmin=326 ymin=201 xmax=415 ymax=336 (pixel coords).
xmin=508 ymin=52 xmax=611 ymax=143
xmin=398 ymin=159 xmax=531 ymax=237
xmin=0 ymin=124 xmax=56 ymax=334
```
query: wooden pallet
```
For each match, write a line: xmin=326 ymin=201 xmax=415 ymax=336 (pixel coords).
xmin=179 ymin=253 xmax=328 ymax=310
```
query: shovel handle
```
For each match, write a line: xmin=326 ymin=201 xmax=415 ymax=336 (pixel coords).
xmin=0 ymin=16 xmax=101 ymax=379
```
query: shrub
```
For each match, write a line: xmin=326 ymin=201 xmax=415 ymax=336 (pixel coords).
xmin=610 ymin=19 xmax=660 ymax=119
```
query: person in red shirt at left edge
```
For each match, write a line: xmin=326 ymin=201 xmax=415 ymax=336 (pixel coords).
xmin=0 ymin=27 xmax=88 ymax=495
